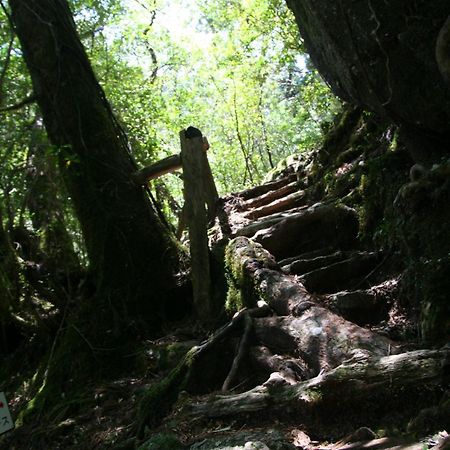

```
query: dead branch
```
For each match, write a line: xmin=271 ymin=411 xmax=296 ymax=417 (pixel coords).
xmin=132 ymin=154 xmax=182 ymax=185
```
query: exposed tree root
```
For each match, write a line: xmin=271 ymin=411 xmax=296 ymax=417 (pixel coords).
xmin=234 ymin=174 xmax=297 ymax=200
xmin=181 ymin=348 xmax=450 ymax=419
xmin=243 ymin=190 xmax=307 ymax=220
xmin=137 ymin=153 xmax=449 ymax=441
xmin=240 ymin=181 xmax=300 ymax=210
xmin=298 ymin=251 xmax=382 ymax=294
xmin=252 ymin=203 xmax=359 ymax=259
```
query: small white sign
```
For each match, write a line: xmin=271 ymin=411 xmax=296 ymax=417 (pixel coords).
xmin=0 ymin=392 xmax=14 ymax=435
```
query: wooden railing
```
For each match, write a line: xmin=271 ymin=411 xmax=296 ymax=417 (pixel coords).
xmin=133 ymin=127 xmax=218 ymax=323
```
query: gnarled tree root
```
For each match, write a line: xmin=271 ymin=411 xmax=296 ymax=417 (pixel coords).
xmin=181 ymin=348 xmax=450 ymax=420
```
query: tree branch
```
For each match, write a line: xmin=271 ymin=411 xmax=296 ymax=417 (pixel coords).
xmin=0 ymin=93 xmax=37 ymax=113
xmin=0 ymin=34 xmax=15 ymax=104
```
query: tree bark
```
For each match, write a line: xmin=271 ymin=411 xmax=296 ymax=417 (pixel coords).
xmin=9 ymin=0 xmax=181 ymax=333
xmin=437 ymin=15 xmax=450 ymax=83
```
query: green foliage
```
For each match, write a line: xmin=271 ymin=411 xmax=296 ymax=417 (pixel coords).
xmin=83 ymin=0 xmax=341 ymax=209
xmin=1 ymin=0 xmax=340 ymax=237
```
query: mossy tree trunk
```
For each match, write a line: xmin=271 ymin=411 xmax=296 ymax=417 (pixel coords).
xmin=8 ymin=0 xmax=182 ymax=335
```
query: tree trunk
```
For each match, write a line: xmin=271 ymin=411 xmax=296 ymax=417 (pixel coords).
xmin=9 ymin=0 xmax=182 ymax=333
xmin=0 ymin=208 xmax=20 ymax=354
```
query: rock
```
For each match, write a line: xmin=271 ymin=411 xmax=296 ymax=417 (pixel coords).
xmin=189 ymin=430 xmax=296 ymax=450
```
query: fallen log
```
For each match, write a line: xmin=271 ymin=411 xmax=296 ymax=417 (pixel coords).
xmin=251 ymin=309 xmax=399 ymax=374
xmin=235 ymin=205 xmax=309 ymax=238
xmin=182 ymin=348 xmax=450 ymax=419
xmin=138 ymin=238 xmax=415 ymax=430
xmin=278 ymin=247 xmax=336 ymax=267
xmin=249 ymin=345 xmax=310 ymax=384
xmin=253 ymin=203 xmax=359 ymax=260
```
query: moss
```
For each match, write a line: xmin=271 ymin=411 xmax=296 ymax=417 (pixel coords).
xmin=224 ymin=240 xmax=258 ymax=314
xmin=359 ymin=145 xmax=410 ymax=248
xmin=225 ymin=284 xmax=245 ymax=313
xmin=319 ymin=106 xmax=363 ymax=165
xmin=304 ymin=388 xmax=323 ymax=403
xmin=159 ymin=342 xmax=197 ymax=371
xmin=404 ymin=257 xmax=450 ymax=344
xmin=136 ymin=354 xmax=190 ymax=434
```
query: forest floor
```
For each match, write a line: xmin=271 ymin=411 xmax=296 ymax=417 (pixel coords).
xmin=3 ymin=318 xmax=448 ymax=450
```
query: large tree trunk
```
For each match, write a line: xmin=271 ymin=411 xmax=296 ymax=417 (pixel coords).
xmin=9 ymin=0 xmax=182 ymax=333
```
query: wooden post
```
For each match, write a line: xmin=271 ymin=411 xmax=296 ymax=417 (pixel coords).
xmin=180 ymin=127 xmax=214 ymax=323
xmin=202 ymin=144 xmax=219 ymax=223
